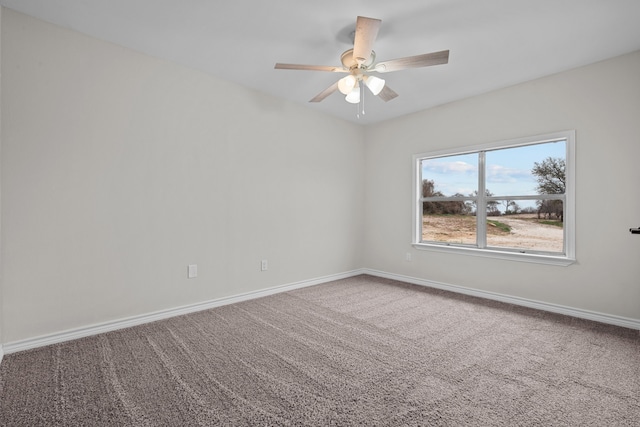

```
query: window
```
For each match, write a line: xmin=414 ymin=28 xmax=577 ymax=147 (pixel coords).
xmin=413 ymin=131 xmax=575 ymax=266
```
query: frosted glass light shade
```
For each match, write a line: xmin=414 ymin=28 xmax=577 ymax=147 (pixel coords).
xmin=338 ymin=75 xmax=357 ymax=95
xmin=364 ymin=75 xmax=385 ymax=95
xmin=345 ymin=86 xmax=361 ymax=104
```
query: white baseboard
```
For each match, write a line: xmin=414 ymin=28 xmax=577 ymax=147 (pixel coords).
xmin=3 ymin=267 xmax=637 ymax=359
xmin=363 ymin=269 xmax=640 ymax=331
xmin=2 ymin=269 xmax=366 ymax=356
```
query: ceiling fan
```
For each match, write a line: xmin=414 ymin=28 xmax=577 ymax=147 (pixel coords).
xmin=275 ymin=16 xmax=449 ymax=105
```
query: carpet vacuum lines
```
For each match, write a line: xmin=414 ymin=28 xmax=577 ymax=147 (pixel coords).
xmin=0 ymin=274 xmax=638 ymax=426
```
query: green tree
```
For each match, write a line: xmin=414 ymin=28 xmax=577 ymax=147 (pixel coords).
xmin=532 ymin=157 xmax=565 ymax=194
xmin=469 ymin=189 xmax=499 ymax=215
xmin=502 ymin=200 xmax=520 ymax=215
xmin=422 ymin=180 xmax=467 ymax=215
xmin=422 ymin=179 xmax=441 ymax=198
xmin=531 ymin=157 xmax=565 ymax=221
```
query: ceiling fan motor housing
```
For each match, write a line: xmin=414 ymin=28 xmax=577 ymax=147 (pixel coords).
xmin=341 ymin=49 xmax=376 ymax=70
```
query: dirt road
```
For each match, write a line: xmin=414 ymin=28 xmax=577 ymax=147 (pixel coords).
xmin=488 ymin=216 xmax=563 ymax=252
xmin=422 ymin=215 xmax=563 ymax=252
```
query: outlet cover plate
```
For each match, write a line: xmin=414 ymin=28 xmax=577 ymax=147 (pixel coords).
xmin=188 ymin=264 xmax=197 ymax=278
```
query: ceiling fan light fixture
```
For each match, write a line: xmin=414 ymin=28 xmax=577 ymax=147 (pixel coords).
xmin=338 ymin=75 xmax=357 ymax=95
xmin=364 ymin=75 xmax=385 ymax=95
xmin=274 ymin=16 xmax=450 ymax=107
xmin=345 ymin=85 xmax=361 ymax=104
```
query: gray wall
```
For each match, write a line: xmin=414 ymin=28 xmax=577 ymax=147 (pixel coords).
xmin=1 ymin=9 xmax=364 ymax=343
xmin=0 ymin=6 xmax=3 ymax=353
xmin=2 ymin=8 xmax=639 ymax=346
xmin=364 ymin=50 xmax=640 ymax=320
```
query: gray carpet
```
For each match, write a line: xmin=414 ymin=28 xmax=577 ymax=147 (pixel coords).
xmin=1 ymin=275 xmax=638 ymax=426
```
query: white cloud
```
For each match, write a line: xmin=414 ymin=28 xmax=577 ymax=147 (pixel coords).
xmin=486 ymin=164 xmax=531 ymax=183
xmin=424 ymin=160 xmax=476 ymax=174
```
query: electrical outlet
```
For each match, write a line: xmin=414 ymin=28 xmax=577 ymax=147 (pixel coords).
xmin=188 ymin=264 xmax=197 ymax=278
xmin=261 ymin=260 xmax=268 ymax=271
xmin=405 ymin=252 xmax=412 ymax=262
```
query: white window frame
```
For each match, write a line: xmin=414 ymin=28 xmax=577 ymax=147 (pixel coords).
xmin=412 ymin=130 xmax=576 ymax=266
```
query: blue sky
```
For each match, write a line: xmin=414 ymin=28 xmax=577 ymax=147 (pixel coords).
xmin=421 ymin=141 xmax=565 ymax=209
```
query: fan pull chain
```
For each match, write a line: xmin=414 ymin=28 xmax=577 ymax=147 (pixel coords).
xmin=356 ymin=80 xmax=365 ymax=119
xmin=361 ymin=83 xmax=366 ymax=116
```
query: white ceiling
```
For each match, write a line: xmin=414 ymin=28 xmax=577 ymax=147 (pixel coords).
xmin=2 ymin=0 xmax=640 ymax=125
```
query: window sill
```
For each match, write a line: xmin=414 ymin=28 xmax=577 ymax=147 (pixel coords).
xmin=412 ymin=243 xmax=576 ymax=266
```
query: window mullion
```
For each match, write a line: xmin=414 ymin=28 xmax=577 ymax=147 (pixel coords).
xmin=477 ymin=151 xmax=487 ymax=248
xmin=413 ymin=130 xmax=574 ymax=264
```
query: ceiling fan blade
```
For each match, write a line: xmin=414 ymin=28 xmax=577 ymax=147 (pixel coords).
xmin=375 ymin=50 xmax=449 ymax=73
xmin=353 ymin=16 xmax=381 ymax=65
xmin=378 ymin=85 xmax=399 ymax=102
xmin=275 ymin=63 xmax=347 ymax=72
xmin=309 ymin=81 xmax=339 ymax=102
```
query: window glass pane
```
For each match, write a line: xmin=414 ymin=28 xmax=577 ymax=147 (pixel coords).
xmin=485 ymin=141 xmax=566 ymax=197
xmin=486 ymin=200 xmax=564 ymax=253
xmin=421 ymin=153 xmax=478 ymax=197
xmin=414 ymin=131 xmax=574 ymax=263
xmin=421 ymin=207 xmax=476 ymax=245
xmin=489 ymin=199 xmax=541 ymax=216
